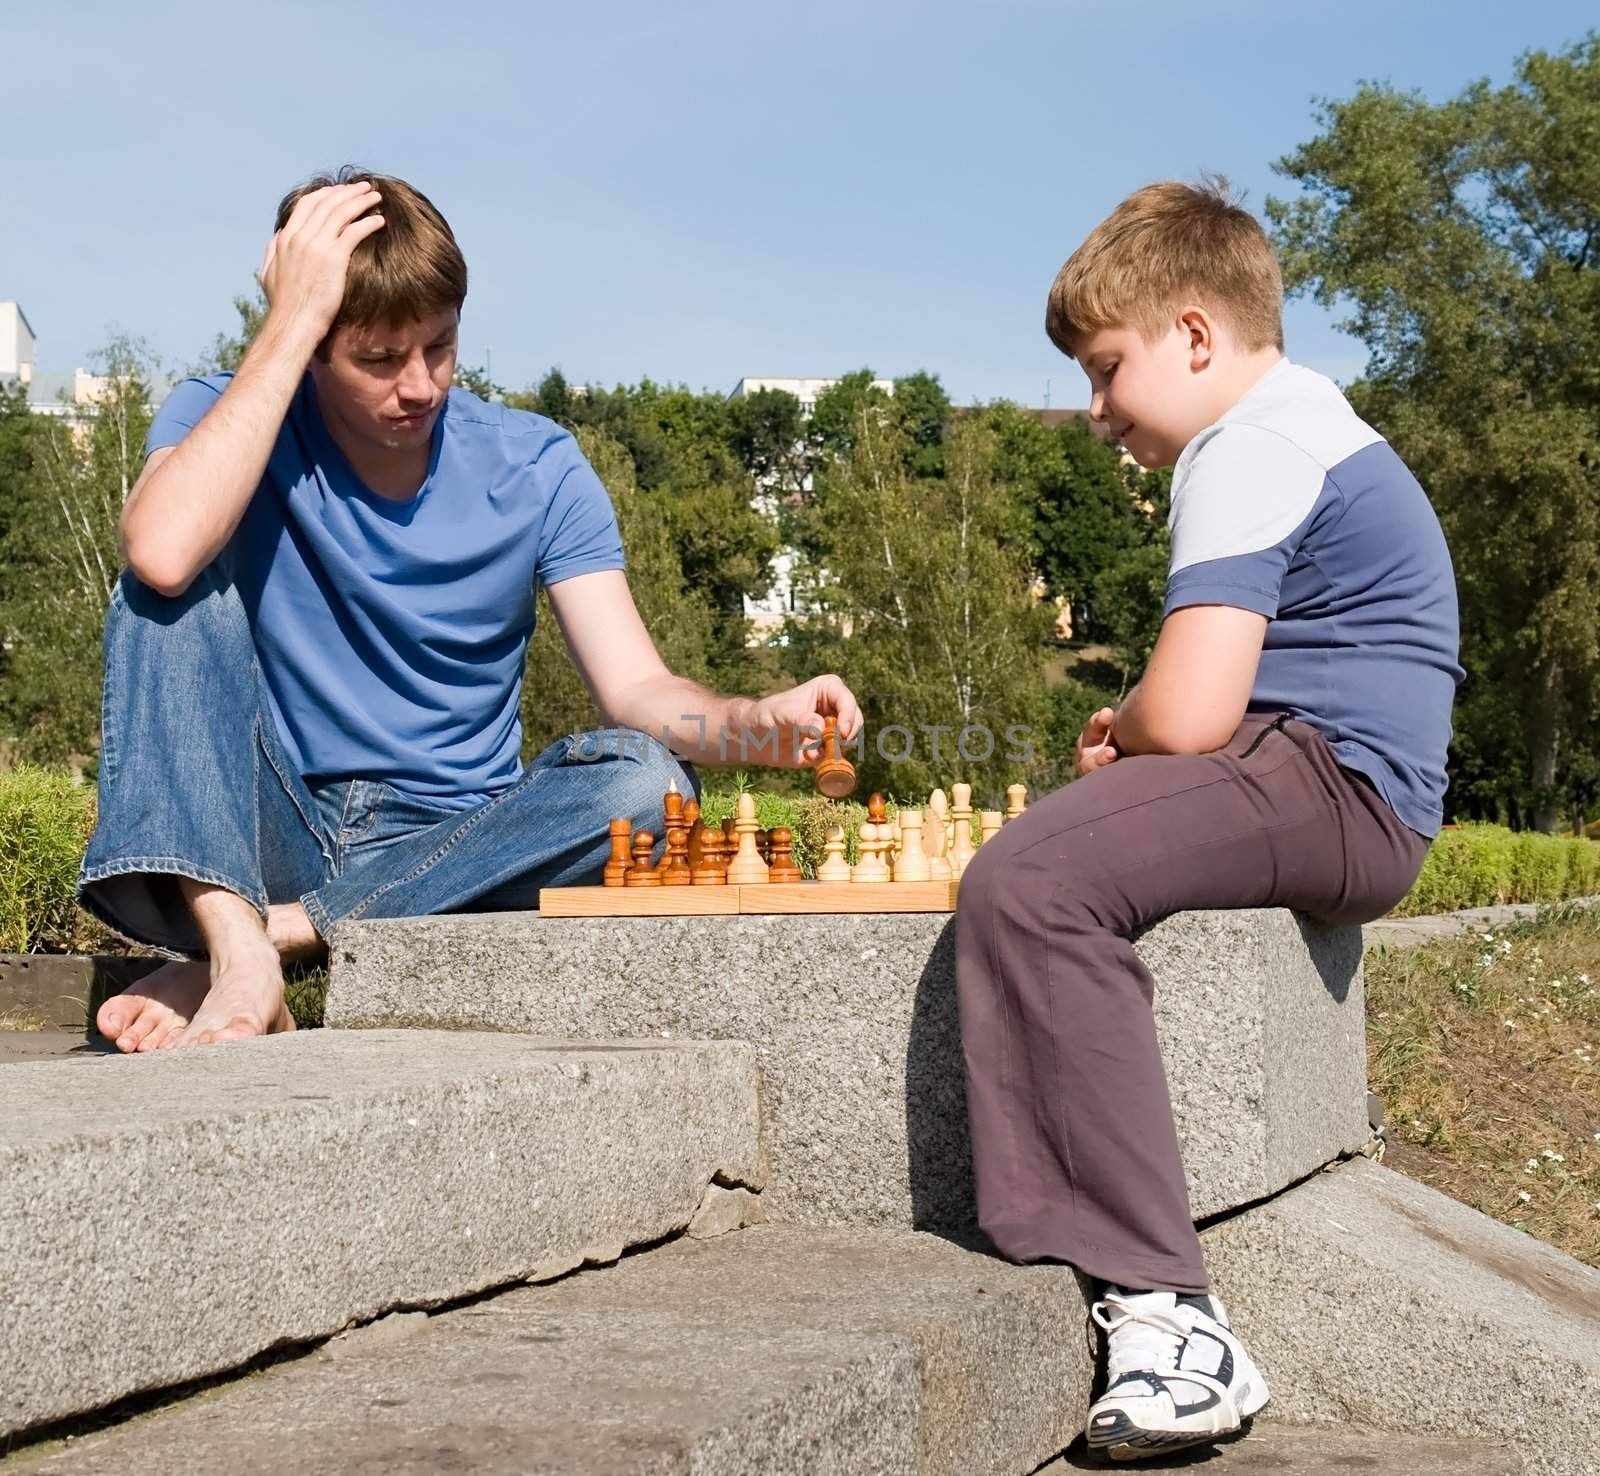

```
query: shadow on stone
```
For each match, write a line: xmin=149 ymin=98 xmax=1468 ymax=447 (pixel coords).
xmin=1295 ymin=915 xmax=1359 ymax=1005
xmin=903 ymin=917 xmax=981 ymax=1238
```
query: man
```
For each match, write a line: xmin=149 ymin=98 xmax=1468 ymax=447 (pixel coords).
xmin=81 ymin=167 xmax=860 ymax=1053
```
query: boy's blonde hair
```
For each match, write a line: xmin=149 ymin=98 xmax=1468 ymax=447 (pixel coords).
xmin=1045 ymin=176 xmax=1283 ymax=358
xmin=275 ymin=165 xmax=467 ymax=355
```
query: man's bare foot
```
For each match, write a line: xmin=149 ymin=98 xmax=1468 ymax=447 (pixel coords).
xmin=97 ymin=961 xmax=212 ymax=1053
xmin=171 ymin=941 xmax=295 ymax=1047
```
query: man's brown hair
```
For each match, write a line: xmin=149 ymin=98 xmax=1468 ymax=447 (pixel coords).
xmin=1045 ymin=175 xmax=1283 ymax=358
xmin=275 ymin=165 xmax=468 ymax=347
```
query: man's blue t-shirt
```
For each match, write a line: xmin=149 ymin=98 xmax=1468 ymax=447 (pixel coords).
xmin=145 ymin=376 xmax=624 ymax=810
xmin=1164 ymin=359 xmax=1464 ymax=836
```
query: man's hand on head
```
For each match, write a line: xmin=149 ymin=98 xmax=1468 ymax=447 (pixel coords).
xmin=1075 ymin=706 xmax=1121 ymax=778
xmin=259 ymin=182 xmax=387 ymax=345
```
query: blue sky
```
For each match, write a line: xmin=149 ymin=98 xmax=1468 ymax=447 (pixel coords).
xmin=5 ymin=2 xmax=1592 ymax=408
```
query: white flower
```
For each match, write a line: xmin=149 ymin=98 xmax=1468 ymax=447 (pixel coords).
xmin=1525 ymin=1158 xmax=1538 ymax=1173
xmin=1518 ymin=1191 xmax=1532 ymax=1203
xmin=1579 ymin=973 xmax=1590 ymax=985
xmin=1480 ymin=930 xmax=1495 ymax=941
xmin=1503 ymin=1019 xmax=1517 ymax=1029
xmin=1541 ymin=1149 xmax=1566 ymax=1163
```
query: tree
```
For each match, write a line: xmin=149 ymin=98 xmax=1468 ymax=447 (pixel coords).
xmin=1269 ymin=33 xmax=1600 ymax=830
xmin=194 ymin=288 xmax=267 ymax=374
xmin=786 ymin=405 xmax=1056 ymax=799
xmin=519 ymin=428 xmax=720 ymax=757
xmin=0 ymin=337 xmax=156 ymax=762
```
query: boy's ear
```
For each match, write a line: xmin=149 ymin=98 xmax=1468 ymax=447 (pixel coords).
xmin=1179 ymin=306 xmax=1217 ymax=369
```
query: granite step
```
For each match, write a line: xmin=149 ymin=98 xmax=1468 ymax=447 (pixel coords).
xmin=0 ymin=1029 xmax=763 ymax=1439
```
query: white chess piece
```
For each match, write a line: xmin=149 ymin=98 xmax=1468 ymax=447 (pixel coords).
xmin=893 ymin=810 xmax=932 ymax=882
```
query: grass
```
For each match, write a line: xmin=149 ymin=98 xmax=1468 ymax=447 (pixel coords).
xmin=1397 ymin=825 xmax=1600 ymax=916
xmin=0 ymin=765 xmax=102 ymax=954
xmin=1366 ymin=903 xmax=1600 ymax=1267
xmin=0 ymin=1006 xmax=50 ymax=1031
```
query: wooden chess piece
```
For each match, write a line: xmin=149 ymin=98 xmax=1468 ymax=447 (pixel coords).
xmin=816 ymin=824 xmax=851 ymax=881
xmin=1006 ymin=784 xmax=1028 ymax=822
xmin=725 ymin=793 xmax=770 ymax=884
xmin=950 ymin=782 xmax=976 ymax=878
xmin=924 ymin=789 xmax=953 ymax=881
xmin=813 ymin=715 xmax=857 ymax=799
xmin=979 ymin=810 xmax=1003 ymax=848
xmin=852 ymin=794 xmax=892 ymax=883
xmin=681 ymin=797 xmax=701 ymax=860
xmin=767 ymin=828 xmax=802 ymax=883
xmin=662 ymin=823 xmax=692 ymax=885
xmin=686 ymin=817 xmax=707 ymax=869
xmin=603 ymin=818 xmax=632 ymax=886
xmin=893 ymin=809 xmax=932 ymax=882
xmin=758 ymin=827 xmax=774 ymax=864
xmin=624 ymin=831 xmax=662 ymax=885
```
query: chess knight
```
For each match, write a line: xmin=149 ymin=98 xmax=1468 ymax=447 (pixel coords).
xmin=78 ymin=165 xmax=863 ymax=1055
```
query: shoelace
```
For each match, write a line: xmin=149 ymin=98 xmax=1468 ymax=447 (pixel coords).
xmin=1091 ymin=1293 xmax=1191 ymax=1386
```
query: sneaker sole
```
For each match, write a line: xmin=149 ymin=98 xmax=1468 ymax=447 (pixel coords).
xmin=1085 ymin=1401 xmax=1269 ymax=1463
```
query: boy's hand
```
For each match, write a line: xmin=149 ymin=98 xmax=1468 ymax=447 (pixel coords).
xmin=1075 ymin=707 xmax=1120 ymax=778
xmin=259 ymin=182 xmax=386 ymax=344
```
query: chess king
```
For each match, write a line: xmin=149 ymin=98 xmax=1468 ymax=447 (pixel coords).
xmin=80 ymin=167 xmax=863 ymax=1054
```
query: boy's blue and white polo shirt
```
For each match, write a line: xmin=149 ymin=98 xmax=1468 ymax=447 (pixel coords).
xmin=1164 ymin=358 xmax=1464 ymax=836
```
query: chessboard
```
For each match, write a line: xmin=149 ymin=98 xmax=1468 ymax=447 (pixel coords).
xmin=539 ymin=878 xmax=960 ymax=917
xmin=537 ymin=779 xmax=1030 ymax=918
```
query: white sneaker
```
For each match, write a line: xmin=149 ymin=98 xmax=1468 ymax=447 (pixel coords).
xmin=1085 ymin=1288 xmax=1270 ymax=1461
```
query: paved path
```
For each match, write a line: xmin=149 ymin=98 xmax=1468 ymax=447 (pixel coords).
xmin=1364 ymin=895 xmax=1599 ymax=949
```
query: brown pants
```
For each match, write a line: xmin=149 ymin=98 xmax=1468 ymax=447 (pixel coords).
xmin=955 ymin=715 xmax=1429 ymax=1293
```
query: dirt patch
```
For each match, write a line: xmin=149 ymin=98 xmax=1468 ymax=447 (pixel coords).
xmin=1366 ymin=902 xmax=1600 ymax=1267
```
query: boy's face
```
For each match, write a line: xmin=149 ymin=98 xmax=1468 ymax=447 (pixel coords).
xmin=309 ymin=307 xmax=460 ymax=460
xmin=1076 ymin=317 xmax=1214 ymax=469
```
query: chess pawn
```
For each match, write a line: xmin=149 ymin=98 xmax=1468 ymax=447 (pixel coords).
xmin=852 ymin=794 xmax=892 ymax=883
xmin=979 ymin=810 xmax=1003 ymax=848
xmin=758 ymin=828 xmax=774 ymax=864
xmin=691 ymin=826 xmax=727 ymax=885
xmin=662 ymin=823 xmax=693 ymax=885
xmin=812 ymin=715 xmax=858 ymax=799
xmin=725 ymin=793 xmax=770 ymax=884
xmin=603 ymin=818 xmax=632 ymax=886
xmin=624 ymin=831 xmax=662 ymax=885
xmin=767 ymin=828 xmax=802 ymax=883
xmin=950 ymin=783 xmax=976 ymax=878
xmin=686 ymin=817 xmax=707 ymax=869
xmin=683 ymin=798 xmax=702 ymax=864
xmin=816 ymin=824 xmax=851 ymax=882
xmin=1006 ymin=784 xmax=1028 ymax=822
xmin=893 ymin=809 xmax=932 ymax=882
xmin=923 ymin=789 xmax=953 ymax=881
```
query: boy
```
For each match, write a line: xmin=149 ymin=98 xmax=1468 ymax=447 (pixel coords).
xmin=956 ymin=178 xmax=1462 ymax=1460
xmin=81 ymin=167 xmax=860 ymax=1053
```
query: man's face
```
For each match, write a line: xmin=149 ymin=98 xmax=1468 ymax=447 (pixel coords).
xmin=1076 ymin=318 xmax=1212 ymax=469
xmin=309 ymin=307 xmax=460 ymax=457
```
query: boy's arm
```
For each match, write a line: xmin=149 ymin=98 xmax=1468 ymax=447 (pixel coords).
xmin=120 ymin=182 xmax=385 ymax=596
xmin=1111 ymin=605 xmax=1267 ymax=756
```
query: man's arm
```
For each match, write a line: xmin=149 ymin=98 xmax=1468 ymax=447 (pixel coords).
xmin=1110 ymin=605 xmax=1268 ymax=756
xmin=544 ymin=569 xmax=862 ymax=767
xmin=120 ymin=182 xmax=386 ymax=596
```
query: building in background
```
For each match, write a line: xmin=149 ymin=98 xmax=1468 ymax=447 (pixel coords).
xmin=0 ymin=301 xmax=109 ymax=420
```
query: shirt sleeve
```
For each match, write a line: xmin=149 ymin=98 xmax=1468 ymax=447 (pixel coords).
xmin=144 ymin=375 xmax=229 ymax=458
xmin=534 ymin=434 xmax=626 ymax=586
xmin=1165 ymin=423 xmax=1327 ymax=619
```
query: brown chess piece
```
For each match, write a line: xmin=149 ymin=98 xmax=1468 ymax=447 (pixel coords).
xmin=767 ymin=828 xmax=802 ymax=883
xmin=664 ymin=785 xmax=685 ymax=844
xmin=813 ymin=715 xmax=857 ymax=799
xmin=624 ymin=830 xmax=662 ymax=885
xmin=758 ymin=827 xmax=774 ymax=864
xmin=603 ymin=818 xmax=632 ymax=886
xmin=692 ymin=828 xmax=727 ymax=885
xmin=662 ymin=823 xmax=692 ymax=885
xmin=683 ymin=799 xmax=703 ymax=866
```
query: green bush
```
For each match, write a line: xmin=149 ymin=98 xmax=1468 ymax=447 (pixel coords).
xmin=1397 ymin=825 xmax=1600 ymax=917
xmin=0 ymin=765 xmax=97 ymax=953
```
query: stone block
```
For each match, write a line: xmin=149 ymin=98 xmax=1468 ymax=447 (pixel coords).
xmin=1203 ymin=1158 xmax=1600 ymax=1476
xmin=0 ymin=1030 xmax=762 ymax=1438
xmin=328 ymin=908 xmax=1369 ymax=1229
xmin=2 ymin=1226 xmax=1092 ymax=1476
